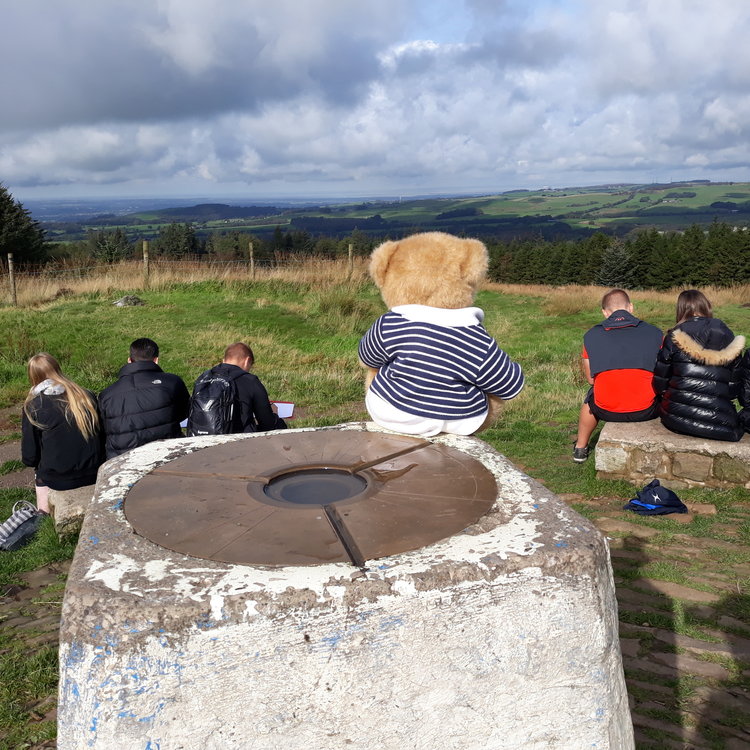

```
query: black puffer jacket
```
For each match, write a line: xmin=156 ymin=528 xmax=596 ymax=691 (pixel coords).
xmin=652 ymin=317 xmax=745 ymax=442
xmin=99 ymin=361 xmax=190 ymax=458
xmin=736 ymin=350 xmax=750 ymax=432
xmin=21 ymin=381 xmax=104 ymax=490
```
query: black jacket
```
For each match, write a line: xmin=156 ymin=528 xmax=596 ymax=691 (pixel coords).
xmin=99 ymin=361 xmax=190 ymax=458
xmin=206 ymin=363 xmax=286 ymax=433
xmin=653 ymin=317 xmax=745 ymax=442
xmin=21 ymin=383 xmax=104 ymax=490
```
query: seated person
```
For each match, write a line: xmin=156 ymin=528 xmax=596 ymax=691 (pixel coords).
xmin=188 ymin=342 xmax=286 ymax=435
xmin=99 ymin=338 xmax=190 ymax=459
xmin=574 ymin=289 xmax=663 ymax=462
xmin=654 ymin=289 xmax=744 ymax=442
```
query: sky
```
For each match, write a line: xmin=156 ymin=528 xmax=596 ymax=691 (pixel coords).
xmin=3 ymin=0 xmax=750 ymax=202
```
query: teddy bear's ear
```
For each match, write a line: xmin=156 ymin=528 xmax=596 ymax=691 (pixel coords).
xmin=369 ymin=240 xmax=400 ymax=288
xmin=458 ymin=238 xmax=489 ymax=287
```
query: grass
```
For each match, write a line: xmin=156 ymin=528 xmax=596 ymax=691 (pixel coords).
xmin=1 ymin=265 xmax=749 ymax=746
xmin=0 ymin=461 xmax=24 ymax=476
xmin=0 ymin=635 xmax=58 ymax=748
xmin=0 ymin=489 xmax=78 ymax=589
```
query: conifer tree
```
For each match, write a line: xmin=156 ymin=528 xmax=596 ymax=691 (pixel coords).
xmin=596 ymin=241 xmax=635 ymax=288
xmin=0 ymin=184 xmax=47 ymax=263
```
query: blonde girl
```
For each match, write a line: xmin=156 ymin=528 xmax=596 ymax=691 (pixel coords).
xmin=21 ymin=353 xmax=103 ymax=513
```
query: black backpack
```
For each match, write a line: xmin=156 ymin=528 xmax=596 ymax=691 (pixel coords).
xmin=187 ymin=368 xmax=241 ymax=436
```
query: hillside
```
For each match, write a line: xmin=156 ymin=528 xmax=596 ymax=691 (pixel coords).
xmin=39 ymin=181 xmax=750 ymax=243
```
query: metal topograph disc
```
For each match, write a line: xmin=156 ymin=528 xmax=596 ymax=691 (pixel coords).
xmin=124 ymin=431 xmax=497 ymax=567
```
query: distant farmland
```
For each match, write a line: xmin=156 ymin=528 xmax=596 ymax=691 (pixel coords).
xmin=41 ymin=181 xmax=750 ymax=244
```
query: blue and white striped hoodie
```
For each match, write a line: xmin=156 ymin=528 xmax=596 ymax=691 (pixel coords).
xmin=359 ymin=305 xmax=524 ymax=420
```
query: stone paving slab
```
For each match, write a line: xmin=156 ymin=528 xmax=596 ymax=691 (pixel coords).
xmin=650 ymin=651 xmax=730 ymax=680
xmin=629 ymin=578 xmax=721 ymax=603
xmin=631 ymin=714 xmax=708 ymax=747
xmin=0 ymin=439 xmax=22 ymax=464
xmin=596 ymin=518 xmax=662 ymax=538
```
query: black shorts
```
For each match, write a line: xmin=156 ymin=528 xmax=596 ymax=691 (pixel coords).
xmin=584 ymin=387 xmax=659 ymax=422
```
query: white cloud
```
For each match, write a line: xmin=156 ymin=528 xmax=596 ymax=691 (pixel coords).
xmin=3 ymin=0 xmax=750 ymax=198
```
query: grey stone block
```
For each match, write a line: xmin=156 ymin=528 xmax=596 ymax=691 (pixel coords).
xmin=57 ymin=425 xmax=634 ymax=750
xmin=596 ymin=421 xmax=750 ymax=489
xmin=712 ymin=454 xmax=750 ymax=484
xmin=672 ymin=453 xmax=712 ymax=482
xmin=48 ymin=484 xmax=95 ymax=536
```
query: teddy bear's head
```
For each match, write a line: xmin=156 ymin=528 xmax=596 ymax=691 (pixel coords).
xmin=369 ymin=231 xmax=488 ymax=309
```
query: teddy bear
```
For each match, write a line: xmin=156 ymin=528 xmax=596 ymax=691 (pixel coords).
xmin=358 ymin=231 xmax=524 ymax=437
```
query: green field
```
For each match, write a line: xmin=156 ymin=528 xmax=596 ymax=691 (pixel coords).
xmin=1 ymin=278 xmax=749 ymax=746
xmin=2 ymin=276 xmax=750 ymax=488
xmin=49 ymin=181 xmax=750 ymax=244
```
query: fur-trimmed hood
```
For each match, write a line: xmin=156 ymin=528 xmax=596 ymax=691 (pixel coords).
xmin=672 ymin=328 xmax=745 ymax=366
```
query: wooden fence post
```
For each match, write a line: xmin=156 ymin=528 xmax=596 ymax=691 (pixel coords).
xmin=142 ymin=240 xmax=150 ymax=288
xmin=348 ymin=243 xmax=354 ymax=279
xmin=7 ymin=253 xmax=17 ymax=306
xmin=249 ymin=241 xmax=255 ymax=280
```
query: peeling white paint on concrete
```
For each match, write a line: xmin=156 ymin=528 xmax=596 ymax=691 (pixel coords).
xmin=59 ymin=424 xmax=634 ymax=750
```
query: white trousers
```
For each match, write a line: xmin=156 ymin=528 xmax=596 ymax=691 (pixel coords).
xmin=365 ymin=389 xmax=487 ymax=437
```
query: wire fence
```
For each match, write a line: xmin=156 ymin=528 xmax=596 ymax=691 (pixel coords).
xmin=3 ymin=246 xmax=362 ymax=307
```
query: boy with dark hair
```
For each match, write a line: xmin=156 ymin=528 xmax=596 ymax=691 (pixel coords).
xmin=99 ymin=338 xmax=190 ymax=458
xmin=187 ymin=342 xmax=286 ymax=436
xmin=573 ymin=289 xmax=663 ymax=462
xmin=129 ymin=337 xmax=159 ymax=362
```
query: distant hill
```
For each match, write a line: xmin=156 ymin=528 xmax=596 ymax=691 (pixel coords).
xmin=151 ymin=204 xmax=282 ymax=221
xmin=38 ymin=181 xmax=750 ymax=243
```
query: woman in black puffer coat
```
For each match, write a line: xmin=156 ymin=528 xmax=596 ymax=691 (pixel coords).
xmin=21 ymin=353 xmax=104 ymax=513
xmin=653 ymin=290 xmax=745 ymax=442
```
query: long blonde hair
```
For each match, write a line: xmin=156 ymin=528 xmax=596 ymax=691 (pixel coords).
xmin=24 ymin=353 xmax=99 ymax=440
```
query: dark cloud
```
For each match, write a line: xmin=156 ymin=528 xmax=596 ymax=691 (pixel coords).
xmin=0 ymin=1 xmax=398 ymax=132
xmin=3 ymin=1 xmax=750 ymax=198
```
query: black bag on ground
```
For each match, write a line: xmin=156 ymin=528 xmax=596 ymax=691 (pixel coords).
xmin=187 ymin=368 xmax=240 ymax=436
xmin=622 ymin=479 xmax=688 ymax=516
xmin=0 ymin=501 xmax=44 ymax=551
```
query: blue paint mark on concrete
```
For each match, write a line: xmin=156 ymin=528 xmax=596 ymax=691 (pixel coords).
xmin=555 ymin=541 xmax=568 ymax=547
xmin=321 ymin=633 xmax=343 ymax=649
xmin=594 ymin=707 xmax=605 ymax=721
xmin=195 ymin=613 xmax=216 ymax=630
xmin=111 ymin=498 xmax=124 ymax=510
xmin=65 ymin=641 xmax=86 ymax=666
xmin=88 ymin=535 xmax=100 ymax=545
xmin=145 ymin=740 xmax=161 ymax=749
xmin=533 ymin=503 xmax=540 ymax=509
xmin=378 ymin=615 xmax=405 ymax=632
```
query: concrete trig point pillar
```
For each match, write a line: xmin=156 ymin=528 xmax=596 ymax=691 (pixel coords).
xmin=58 ymin=424 xmax=634 ymax=749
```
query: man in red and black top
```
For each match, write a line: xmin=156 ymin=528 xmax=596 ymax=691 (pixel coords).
xmin=573 ymin=289 xmax=663 ymax=462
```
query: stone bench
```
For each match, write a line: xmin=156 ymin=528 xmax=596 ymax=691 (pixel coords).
xmin=595 ymin=419 xmax=750 ymax=489
xmin=48 ymin=484 xmax=96 ymax=536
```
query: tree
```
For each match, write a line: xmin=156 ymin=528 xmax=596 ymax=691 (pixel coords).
xmin=155 ymin=222 xmax=199 ymax=257
xmin=86 ymin=228 xmax=132 ymax=263
xmin=596 ymin=241 xmax=635 ymax=288
xmin=0 ymin=184 xmax=47 ymax=263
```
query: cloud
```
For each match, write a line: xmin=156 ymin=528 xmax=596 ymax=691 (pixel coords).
xmin=3 ymin=0 xmax=750 ymax=197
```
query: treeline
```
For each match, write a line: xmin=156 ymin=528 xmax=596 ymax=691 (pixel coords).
xmin=48 ymin=224 xmax=380 ymax=263
xmin=487 ymin=222 xmax=750 ymax=289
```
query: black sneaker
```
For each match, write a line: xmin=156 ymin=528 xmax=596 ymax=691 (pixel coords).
xmin=572 ymin=445 xmax=590 ymax=463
